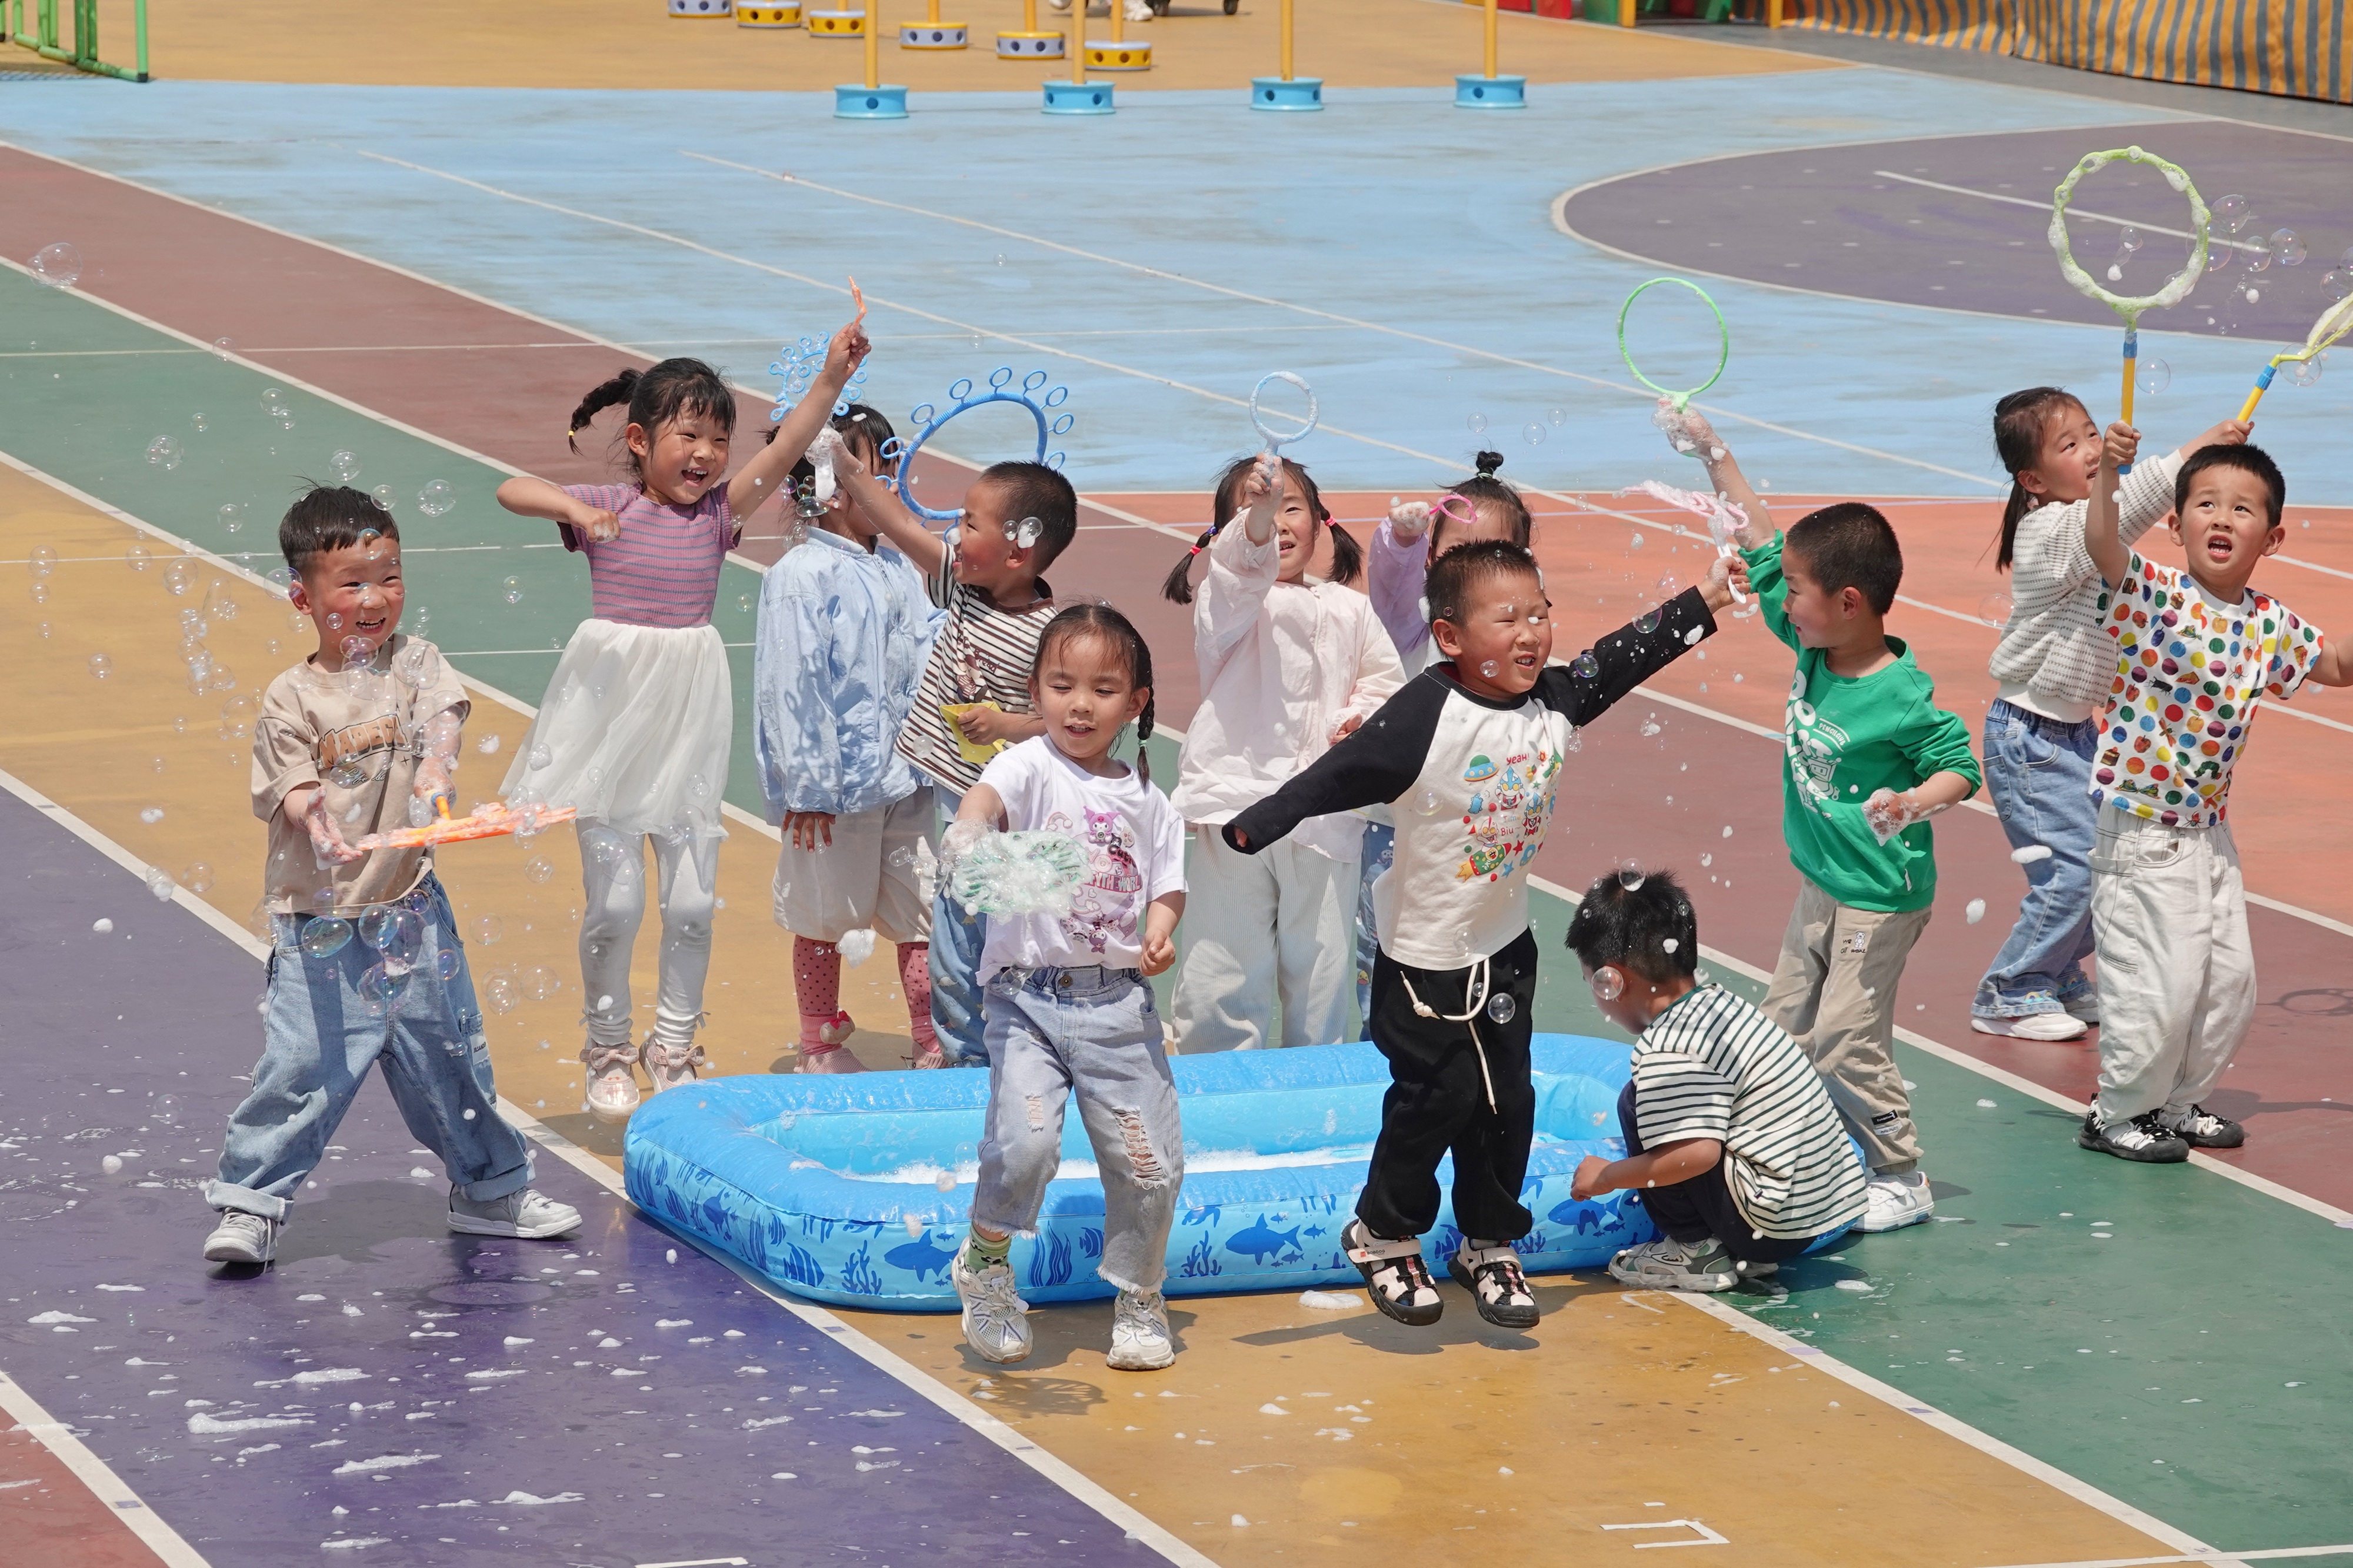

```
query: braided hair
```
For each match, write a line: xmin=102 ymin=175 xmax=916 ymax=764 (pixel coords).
xmin=1160 ymin=453 xmax=1360 ymax=605
xmin=565 ymin=358 xmax=736 ymax=482
xmin=1032 ymin=602 xmax=1157 ymax=786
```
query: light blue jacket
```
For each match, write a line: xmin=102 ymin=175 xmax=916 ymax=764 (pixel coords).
xmin=753 ymin=528 xmax=942 ymax=820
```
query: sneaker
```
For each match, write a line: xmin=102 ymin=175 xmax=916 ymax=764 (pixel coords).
xmin=1737 ymin=1259 xmax=1779 ymax=1279
xmin=1122 ymin=0 xmax=1152 ymax=16
xmin=2157 ymin=1103 xmax=2244 ymax=1149
xmin=2058 ymin=986 xmax=2100 ymax=1025
xmin=582 ymin=1039 xmax=641 ymax=1124
xmin=1044 ymin=0 xmax=1069 ymax=10
xmin=1106 ymin=1287 xmax=1175 ymax=1370
xmin=2076 ymin=1109 xmax=2189 ymax=1163
xmin=1607 ymin=1236 xmax=1737 ymax=1292
xmin=202 ymin=1210 xmax=279 ymax=1265
xmin=1856 ymin=1170 xmax=1935 ymax=1232
xmin=644 ymin=1036 xmax=705 ymax=1095
xmin=1969 ymin=1009 xmax=2088 ymax=1042
xmin=449 ymin=1187 xmax=583 ymax=1239
xmin=952 ymin=1253 xmax=1032 ymax=1363
xmin=1342 ymin=1218 xmax=1442 ymax=1326
xmin=1447 ymin=1239 xmax=1539 ymax=1329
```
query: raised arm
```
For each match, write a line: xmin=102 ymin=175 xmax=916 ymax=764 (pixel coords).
xmin=2083 ymin=421 xmax=2139 ymax=590
xmin=729 ymin=288 xmax=872 ymax=519
xmin=1534 ymin=584 xmax=1721 ymax=727
xmin=1225 ymin=676 xmax=1445 ymax=854
xmin=1667 ymin=402 xmax=1774 ymax=547
xmin=832 ymin=429 xmax=949 ymax=580
xmin=1367 ymin=499 xmax=1436 ymax=658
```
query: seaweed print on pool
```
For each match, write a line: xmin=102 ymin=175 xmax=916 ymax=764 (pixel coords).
xmin=883 ymin=1229 xmax=960 ymax=1283
xmin=1226 ymin=1215 xmax=1303 ymax=1266
xmin=1079 ymin=1227 xmax=1104 ymax=1261
xmin=1179 ymin=1236 xmax=1222 ymax=1278
xmin=1028 ymin=1229 xmax=1075 ymax=1289
xmin=839 ymin=1244 xmax=884 ymax=1296
xmin=1509 ymin=1229 xmax=1549 ymax=1257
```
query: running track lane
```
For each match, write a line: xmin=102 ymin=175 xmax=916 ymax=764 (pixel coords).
xmin=0 ymin=781 xmax=1162 ymax=1564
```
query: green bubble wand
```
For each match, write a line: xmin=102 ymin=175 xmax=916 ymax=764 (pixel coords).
xmin=1617 ymin=276 xmax=1728 ymax=413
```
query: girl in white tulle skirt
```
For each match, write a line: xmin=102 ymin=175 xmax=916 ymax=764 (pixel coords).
xmin=496 ymin=312 xmax=867 ymax=1122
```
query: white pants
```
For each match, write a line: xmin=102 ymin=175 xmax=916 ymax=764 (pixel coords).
xmin=1172 ymin=827 xmax=1359 ymax=1053
xmin=578 ymin=820 xmax=721 ymax=1053
xmin=769 ymin=789 xmax=935 ymax=946
xmin=2090 ymin=811 xmax=2255 ymax=1124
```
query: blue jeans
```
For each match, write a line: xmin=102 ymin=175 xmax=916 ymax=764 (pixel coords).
xmin=976 ymin=965 xmax=1184 ymax=1293
xmin=928 ymin=784 xmax=989 ymax=1067
xmin=1354 ymin=820 xmax=1393 ymax=1029
xmin=1975 ymin=700 xmax=2098 ymax=1018
xmin=206 ymin=875 xmax=532 ymax=1221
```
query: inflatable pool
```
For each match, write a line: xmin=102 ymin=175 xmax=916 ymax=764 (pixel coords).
xmin=623 ymin=1033 xmax=1662 ymax=1312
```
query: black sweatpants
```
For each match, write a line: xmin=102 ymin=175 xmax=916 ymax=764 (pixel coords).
xmin=1616 ymin=1080 xmax=1825 ymax=1266
xmin=1356 ymin=928 xmax=1539 ymax=1243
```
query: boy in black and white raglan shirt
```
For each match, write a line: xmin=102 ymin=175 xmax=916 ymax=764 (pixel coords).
xmin=1225 ymin=539 xmax=1745 ymax=1329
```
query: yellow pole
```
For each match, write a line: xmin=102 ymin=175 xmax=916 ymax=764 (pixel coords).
xmin=864 ymin=0 xmax=879 ymax=86
xmin=1483 ymin=0 xmax=1497 ymax=79
xmin=1280 ymin=0 xmax=1292 ymax=79
xmin=1109 ymin=0 xmax=1122 ymax=42
xmin=1022 ymin=0 xmax=1034 ymax=22
xmin=1068 ymin=0 xmax=1082 ymax=81
xmin=926 ymin=0 xmax=938 ymax=19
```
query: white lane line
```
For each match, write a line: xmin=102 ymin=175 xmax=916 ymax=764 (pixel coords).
xmin=1870 ymin=169 xmax=2268 ymax=252
xmin=0 ymin=1363 xmax=210 ymax=1568
xmin=0 ymin=761 xmax=1218 ymax=1568
xmin=1975 ymin=1547 xmax=2353 ymax=1567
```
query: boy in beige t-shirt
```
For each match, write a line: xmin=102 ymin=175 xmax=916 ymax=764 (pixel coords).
xmin=201 ymin=485 xmax=580 ymax=1267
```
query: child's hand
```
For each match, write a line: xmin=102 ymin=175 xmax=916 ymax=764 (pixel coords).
xmin=1698 ymin=553 xmax=1751 ymax=613
xmin=297 ymin=786 xmax=365 ymax=866
xmin=784 ymin=810 xmax=836 ymax=852
xmin=2099 ymin=421 xmax=2140 ymax=473
xmin=823 ymin=278 xmax=871 ymax=385
xmin=1387 ymin=497 xmax=1434 ymax=541
xmin=1861 ymin=787 xmax=1937 ymax=843
xmin=1329 ymin=712 xmax=1364 ymax=745
xmin=953 ymin=703 xmax=1018 ymax=745
xmin=2191 ymin=417 xmax=2251 ymax=450
xmin=1238 ymin=453 xmax=1277 ymax=511
xmin=1139 ymin=929 xmax=1176 ymax=977
xmin=1678 ymin=403 xmax=1725 ymax=456
xmin=567 ymin=496 xmax=622 ymax=543
xmin=1570 ymin=1154 xmax=1614 ymax=1202
xmin=1655 ymin=396 xmax=1712 ymax=458
xmin=410 ymin=758 xmax=455 ymax=827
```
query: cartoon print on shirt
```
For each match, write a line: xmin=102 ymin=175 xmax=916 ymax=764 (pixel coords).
xmin=1048 ymin=806 xmax=1145 ymax=954
xmin=1784 ymin=676 xmax=1851 ymax=816
xmin=1454 ymin=745 xmax=1564 ymax=883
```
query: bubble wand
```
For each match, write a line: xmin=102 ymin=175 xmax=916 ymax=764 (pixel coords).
xmin=2236 ymin=293 xmax=2353 ymax=422
xmin=2047 ymin=147 xmax=2208 ymax=466
xmin=1242 ymin=371 xmax=1319 ymax=491
xmin=1618 ymin=478 xmax=1748 ymax=606
xmin=352 ymin=800 xmax=578 ymax=853
xmin=1617 ymin=276 xmax=1728 ymax=415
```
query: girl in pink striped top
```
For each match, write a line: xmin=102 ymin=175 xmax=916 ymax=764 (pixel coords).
xmin=495 ymin=308 xmax=868 ymax=1122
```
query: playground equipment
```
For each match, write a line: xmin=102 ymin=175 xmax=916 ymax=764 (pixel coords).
xmin=736 ymin=1 xmax=801 ymax=24
xmin=835 ymin=0 xmax=909 ymax=116
xmin=996 ymin=0 xmax=1062 ymax=56
xmin=668 ymin=0 xmax=733 ymax=15
xmin=898 ymin=0 xmax=965 ymax=47
xmin=1455 ymin=0 xmax=1525 ymax=108
xmin=1250 ymin=0 xmax=1322 ymax=110
xmin=1084 ymin=0 xmax=1150 ymax=70
xmin=1041 ymin=1 xmax=1112 ymax=112
xmin=2048 ymin=146 xmax=2207 ymax=467
xmin=806 ymin=4 xmax=865 ymax=35
xmin=5 ymin=0 xmax=147 ymax=76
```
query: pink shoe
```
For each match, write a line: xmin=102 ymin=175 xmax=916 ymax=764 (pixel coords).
xmin=799 ymin=1042 xmax=868 ymax=1075
xmin=907 ymin=1043 xmax=949 ymax=1069
xmin=806 ymin=1010 xmax=856 ymax=1049
xmin=644 ymin=1036 xmax=706 ymax=1095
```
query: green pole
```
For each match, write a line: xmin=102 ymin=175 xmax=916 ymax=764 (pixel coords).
xmin=134 ymin=0 xmax=146 ymax=78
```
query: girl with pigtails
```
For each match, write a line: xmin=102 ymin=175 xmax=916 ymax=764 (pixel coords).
xmin=493 ymin=306 xmax=869 ymax=1122
xmin=1164 ymin=452 xmax=1404 ymax=1055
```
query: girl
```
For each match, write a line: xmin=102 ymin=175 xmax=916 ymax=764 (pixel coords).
xmin=496 ymin=311 xmax=868 ymax=1122
xmin=1974 ymin=389 xmax=2245 ymax=1042
xmin=1162 ymin=454 xmax=1402 ymax=1054
xmin=945 ymin=605 xmax=1188 ymax=1373
xmin=1369 ymin=450 xmax=1536 ymax=675
xmin=755 ymin=406 xmax=945 ymax=1073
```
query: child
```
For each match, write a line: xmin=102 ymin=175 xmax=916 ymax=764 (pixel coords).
xmin=831 ymin=445 xmax=1080 ymax=1067
xmin=1687 ymin=419 xmax=1979 ymax=1231
xmin=2074 ymin=433 xmax=2345 ymax=1161
xmin=202 ymin=487 xmax=581 ymax=1265
xmin=753 ymin=408 xmax=944 ymax=1072
xmin=944 ymin=606 xmax=1188 ymax=1371
xmin=1227 ymin=539 xmax=1740 ymax=1327
xmin=1564 ymin=869 xmax=1867 ymax=1292
xmin=1368 ymin=451 xmax=1535 ymax=677
xmin=1164 ymin=454 xmax=1401 ymax=1053
xmin=1974 ymin=391 xmax=2249 ymax=1041
xmin=494 ymin=311 xmax=866 ymax=1120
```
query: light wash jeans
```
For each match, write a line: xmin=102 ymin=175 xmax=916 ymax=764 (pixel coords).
xmin=975 ymin=965 xmax=1184 ymax=1293
xmin=206 ymin=875 xmax=532 ymax=1221
xmin=928 ymin=783 xmax=989 ymax=1066
xmin=1974 ymin=700 xmax=2099 ymax=1019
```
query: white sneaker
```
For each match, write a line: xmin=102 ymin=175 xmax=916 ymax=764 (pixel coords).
xmin=449 ymin=1187 xmax=583 ymax=1239
xmin=1044 ymin=0 xmax=1069 ymax=10
xmin=1855 ymin=1170 xmax=1934 ymax=1232
xmin=1969 ymin=1010 xmax=2087 ymax=1042
xmin=644 ymin=1036 xmax=705 ymax=1095
xmin=1106 ymin=1287 xmax=1175 ymax=1370
xmin=203 ymin=1210 xmax=279 ymax=1264
xmin=583 ymin=1039 xmax=641 ymax=1123
xmin=1606 ymin=1236 xmax=1737 ymax=1292
xmin=952 ymin=1252 xmax=1032 ymax=1363
xmin=1122 ymin=0 xmax=1152 ymax=17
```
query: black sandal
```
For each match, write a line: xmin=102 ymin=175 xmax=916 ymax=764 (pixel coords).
xmin=1448 ymin=1241 xmax=1539 ymax=1329
xmin=1344 ymin=1219 xmax=1442 ymax=1326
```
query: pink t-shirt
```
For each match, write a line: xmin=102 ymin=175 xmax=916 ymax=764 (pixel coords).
xmin=559 ymin=483 xmax=739 ymax=629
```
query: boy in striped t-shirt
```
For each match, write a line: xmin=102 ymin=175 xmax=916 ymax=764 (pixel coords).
xmin=1566 ymin=869 xmax=1867 ymax=1293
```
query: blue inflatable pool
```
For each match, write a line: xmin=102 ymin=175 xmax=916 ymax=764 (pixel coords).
xmin=622 ymin=1033 xmax=1662 ymax=1312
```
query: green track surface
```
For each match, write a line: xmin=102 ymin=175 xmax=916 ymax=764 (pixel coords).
xmin=8 ymin=266 xmax=2351 ymax=1557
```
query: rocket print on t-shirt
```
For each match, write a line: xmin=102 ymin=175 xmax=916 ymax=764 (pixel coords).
xmin=1049 ymin=806 xmax=1145 ymax=954
xmin=1454 ymin=745 xmax=1563 ymax=883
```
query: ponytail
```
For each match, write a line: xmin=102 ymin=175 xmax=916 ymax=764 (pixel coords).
xmin=1324 ymin=522 xmax=1363 ymax=588
xmin=566 ymin=368 xmax=641 ymax=455
xmin=1162 ymin=526 xmax=1216 ymax=606
xmin=1991 ymin=386 xmax=2084 ymax=573
xmin=1441 ymin=451 xmax=1534 ymax=551
xmin=1166 ymin=452 xmax=1347 ymax=601
xmin=564 ymin=358 xmax=736 ymax=483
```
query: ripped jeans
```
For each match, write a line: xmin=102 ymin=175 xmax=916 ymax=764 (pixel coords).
xmin=975 ymin=965 xmax=1185 ymax=1294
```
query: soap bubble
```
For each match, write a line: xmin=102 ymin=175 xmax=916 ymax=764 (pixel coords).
xmin=529 ymin=744 xmax=553 ymax=770
xmin=29 ymin=241 xmax=82 ymax=288
xmin=502 ymin=577 xmax=523 ymax=605
xmin=183 ymin=862 xmax=215 ymax=893
xmin=1547 ymin=407 xmax=1567 ymax=426
xmin=2136 ymin=358 xmax=2170 ymax=396
xmin=29 ymin=545 xmax=56 ymax=578
xmin=144 ymin=867 xmax=177 ymax=902
xmin=2288 ymin=355 xmax=2325 ymax=389
xmin=210 ymin=336 xmax=234 ymax=360
xmin=2205 ymin=243 xmax=2235 ymax=274
xmin=1965 ymin=898 xmax=1987 ymax=925
xmin=191 ymin=412 xmax=209 ymax=433
xmin=1592 ymin=968 xmax=1625 ymax=1002
xmin=358 ymin=963 xmax=402 ymax=1011
xmin=327 ymin=757 xmax=369 ymax=788
xmin=216 ymin=693 xmax=255 ymax=738
xmin=88 ymin=653 xmax=112 ymax=680
xmin=1569 ymin=651 xmax=1601 ymax=680
xmin=524 ymin=966 xmax=559 ymax=1002
xmin=126 ymin=543 xmax=152 ymax=572
xmin=416 ymin=480 xmax=456 ymax=516
xmin=1634 ymin=606 xmax=1662 ymax=635
xmin=329 ymin=450 xmax=362 ymax=483
xmin=165 ymin=558 xmax=200 ymax=596
xmin=2271 ymin=228 xmax=2304 ymax=267
xmin=146 ymin=435 xmax=183 ymax=470
xmin=1467 ymin=413 xmax=1489 ymax=436
xmin=140 ymin=805 xmax=164 ymax=825
xmin=1978 ymin=590 xmax=2013 ymax=626
xmin=366 ymin=908 xmax=425 ymax=973
xmin=1479 ymin=659 xmax=1499 ymax=678
xmin=2212 ymin=194 xmax=2249 ymax=233
xmin=2327 ymin=268 xmax=2353 ymax=302
xmin=1521 ymin=423 xmax=1545 ymax=447
xmin=435 ymin=948 xmax=461 ymax=982
xmin=483 ymin=974 xmax=520 ymax=1014
xmin=218 ymin=502 xmax=245 ymax=534
xmin=301 ymin=916 xmax=353 ymax=959
xmin=261 ymin=386 xmax=285 ymax=411
xmin=2248 ymin=235 xmax=2275 ymax=273
xmin=474 ymin=915 xmax=504 ymax=947
xmin=102 ymin=1155 xmax=124 ymax=1175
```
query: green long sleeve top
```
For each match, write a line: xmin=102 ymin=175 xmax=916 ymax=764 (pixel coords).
xmin=1742 ymin=533 xmax=1982 ymax=913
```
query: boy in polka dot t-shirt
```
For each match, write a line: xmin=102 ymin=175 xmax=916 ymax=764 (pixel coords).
xmin=2077 ymin=431 xmax=2352 ymax=1163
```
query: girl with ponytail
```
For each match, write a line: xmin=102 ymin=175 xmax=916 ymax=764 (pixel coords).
xmin=1166 ymin=452 xmax=1404 ymax=1055
xmin=1369 ymin=450 xmax=1534 ymax=678
xmin=491 ymin=303 xmax=871 ymax=1121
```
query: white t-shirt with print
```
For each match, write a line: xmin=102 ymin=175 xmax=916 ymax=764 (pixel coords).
xmin=976 ymin=736 xmax=1187 ymax=977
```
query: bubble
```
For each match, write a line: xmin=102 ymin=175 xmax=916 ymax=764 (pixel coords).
xmin=2136 ymin=358 xmax=2171 ymax=396
xmin=1521 ymin=423 xmax=1545 ymax=447
xmin=2287 ymin=355 xmax=2325 ymax=389
xmin=326 ymin=756 xmax=369 ymax=788
xmin=1628 ymin=533 xmax=1645 ymax=551
xmin=484 ymin=974 xmax=520 ymax=1014
xmin=1418 ymin=789 xmax=1441 ymax=816
xmin=1634 ymin=606 xmax=1662 ymax=635
xmin=1616 ymin=859 xmax=1645 ymax=890
xmin=218 ymin=502 xmax=245 ymax=534
xmin=126 ymin=544 xmax=151 ymax=572
xmin=88 ymin=653 xmax=112 ymax=680
xmin=1482 ymin=991 xmax=1517 ymax=1025
xmin=146 ymin=435 xmax=184 ymax=471
xmin=2244 ymin=286 xmax=2261 ymax=304
xmin=1467 ymin=413 xmax=1489 ymax=435
xmin=1547 ymin=407 xmax=1567 ymax=426
xmin=1479 ymin=659 xmax=1499 ymax=678
xmin=2212 ymin=194 xmax=2249 ymax=232
xmin=1569 ymin=651 xmax=1601 ymax=680
xmin=2271 ymin=228 xmax=2304 ymax=267
xmin=102 ymin=1154 xmax=124 ymax=1175
xmin=301 ymin=916 xmax=353 ymax=959
xmin=358 ymin=963 xmax=402 ymax=1012
xmin=211 ymin=336 xmax=234 ymax=360
xmin=260 ymin=386 xmax=285 ymax=411
xmin=329 ymin=450 xmax=362 ymax=483
xmin=2327 ymin=268 xmax=2353 ymax=302
xmin=191 ymin=412 xmax=209 ymax=433
xmin=221 ymin=694 xmax=256 ymax=737
xmin=164 ymin=558 xmax=202 ymax=598
xmin=88 ymin=916 xmax=111 ymax=935
xmin=183 ymin=862 xmax=215 ymax=893
xmin=474 ymin=915 xmax=504 ymax=947
xmin=1978 ymin=590 xmax=2013 ymax=626
xmin=416 ymin=481 xmax=456 ymax=516
xmin=140 ymin=805 xmax=165 ymax=825
xmin=501 ymin=577 xmax=523 ymax=605
xmin=29 ymin=241 xmax=82 ymax=288
xmin=28 ymin=545 xmax=56 ymax=578
xmin=2204 ymin=243 xmax=2235 ymax=274
xmin=1965 ymin=898 xmax=1987 ymax=925
xmin=1592 ymin=968 xmax=1625 ymax=1002
xmin=144 ymin=867 xmax=177 ymax=902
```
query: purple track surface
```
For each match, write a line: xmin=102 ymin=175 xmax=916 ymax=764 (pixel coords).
xmin=1559 ymin=120 xmax=2351 ymax=339
xmin=0 ymin=786 xmax=1155 ymax=1565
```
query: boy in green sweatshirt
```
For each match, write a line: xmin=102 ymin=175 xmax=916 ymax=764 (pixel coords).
xmin=1664 ymin=408 xmax=1979 ymax=1233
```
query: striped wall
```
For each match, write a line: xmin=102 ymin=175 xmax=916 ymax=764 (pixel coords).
xmin=1789 ymin=0 xmax=2350 ymax=105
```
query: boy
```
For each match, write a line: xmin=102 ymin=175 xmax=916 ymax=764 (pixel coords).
xmin=1226 ymin=540 xmax=1742 ymax=1328
xmin=755 ymin=410 xmax=945 ymax=1072
xmin=836 ymin=449 xmax=1077 ymax=1067
xmin=2075 ymin=432 xmax=2345 ymax=1161
xmin=202 ymin=486 xmax=579 ymax=1266
xmin=1564 ymin=869 xmax=1867 ymax=1292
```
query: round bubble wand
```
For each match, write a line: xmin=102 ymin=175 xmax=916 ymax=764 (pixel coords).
xmin=1247 ymin=370 xmax=1320 ymax=455
xmin=2048 ymin=146 xmax=2208 ymax=465
xmin=1617 ymin=277 xmax=1729 ymax=414
xmin=2236 ymin=293 xmax=2353 ymax=422
xmin=889 ymin=366 xmax=1075 ymax=523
